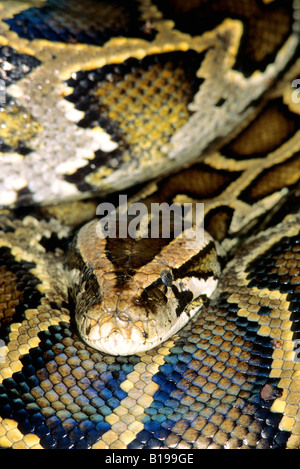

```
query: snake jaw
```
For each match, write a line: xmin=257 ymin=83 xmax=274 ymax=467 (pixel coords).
xmin=78 ymin=310 xmax=152 ymax=355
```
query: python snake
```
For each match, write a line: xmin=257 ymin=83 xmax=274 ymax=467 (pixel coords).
xmin=0 ymin=0 xmax=300 ymax=450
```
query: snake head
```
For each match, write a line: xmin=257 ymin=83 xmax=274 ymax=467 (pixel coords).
xmin=65 ymin=218 xmax=220 ymax=355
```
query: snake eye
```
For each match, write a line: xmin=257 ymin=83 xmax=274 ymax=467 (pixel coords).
xmin=160 ymin=268 xmax=173 ymax=287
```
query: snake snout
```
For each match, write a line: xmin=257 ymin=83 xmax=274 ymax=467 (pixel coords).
xmin=78 ymin=311 xmax=151 ymax=356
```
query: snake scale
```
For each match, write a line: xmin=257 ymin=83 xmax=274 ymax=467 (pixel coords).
xmin=0 ymin=0 xmax=300 ymax=450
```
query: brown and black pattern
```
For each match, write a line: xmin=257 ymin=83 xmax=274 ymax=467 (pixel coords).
xmin=0 ymin=211 xmax=299 ymax=449
xmin=64 ymin=50 xmax=205 ymax=190
xmin=0 ymin=0 xmax=298 ymax=207
xmin=0 ymin=247 xmax=42 ymax=334
xmin=153 ymin=0 xmax=294 ymax=75
xmin=3 ymin=0 xmax=157 ymax=45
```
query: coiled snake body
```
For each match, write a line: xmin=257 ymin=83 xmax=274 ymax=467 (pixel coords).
xmin=0 ymin=0 xmax=300 ymax=449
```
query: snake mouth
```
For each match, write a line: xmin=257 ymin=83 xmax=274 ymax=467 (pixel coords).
xmin=84 ymin=330 xmax=148 ymax=356
xmin=77 ymin=296 xmax=202 ymax=355
xmin=77 ymin=314 xmax=158 ymax=355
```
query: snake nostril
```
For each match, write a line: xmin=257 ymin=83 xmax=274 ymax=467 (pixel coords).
xmin=117 ymin=312 xmax=130 ymax=324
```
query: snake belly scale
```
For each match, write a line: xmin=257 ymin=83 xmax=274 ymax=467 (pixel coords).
xmin=0 ymin=0 xmax=300 ymax=449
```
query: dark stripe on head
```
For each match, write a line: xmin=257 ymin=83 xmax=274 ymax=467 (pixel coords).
xmin=139 ymin=279 xmax=168 ymax=317
xmin=173 ymin=240 xmax=217 ymax=280
xmin=65 ymin=232 xmax=85 ymax=272
xmin=105 ymin=224 xmax=173 ymax=288
xmin=171 ymin=285 xmax=194 ymax=317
